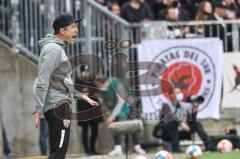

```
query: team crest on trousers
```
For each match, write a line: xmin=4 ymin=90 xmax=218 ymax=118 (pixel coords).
xmin=63 ymin=119 xmax=71 ymax=128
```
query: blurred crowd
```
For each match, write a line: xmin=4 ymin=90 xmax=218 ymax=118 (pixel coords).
xmin=1 ymin=0 xmax=239 ymax=53
xmin=95 ymin=0 xmax=240 ymax=23
xmin=95 ymin=0 xmax=240 ymax=52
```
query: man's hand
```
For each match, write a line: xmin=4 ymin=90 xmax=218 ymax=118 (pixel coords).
xmin=106 ymin=116 xmax=114 ymax=127
xmin=180 ymin=122 xmax=190 ymax=132
xmin=32 ymin=112 xmax=41 ymax=128
xmin=82 ymin=94 xmax=98 ymax=106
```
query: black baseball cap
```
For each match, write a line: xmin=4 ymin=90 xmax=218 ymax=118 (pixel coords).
xmin=53 ymin=13 xmax=82 ymax=32
xmin=213 ymin=0 xmax=227 ymax=9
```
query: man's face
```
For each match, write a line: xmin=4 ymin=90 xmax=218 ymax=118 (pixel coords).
xmin=102 ymin=81 xmax=110 ymax=90
xmin=95 ymin=81 xmax=103 ymax=89
xmin=171 ymin=88 xmax=184 ymax=102
xmin=111 ymin=4 xmax=121 ymax=16
xmin=218 ymin=7 xmax=226 ymax=17
xmin=61 ymin=23 xmax=78 ymax=44
xmin=167 ymin=8 xmax=179 ymax=21
xmin=173 ymin=88 xmax=181 ymax=97
xmin=95 ymin=80 xmax=109 ymax=90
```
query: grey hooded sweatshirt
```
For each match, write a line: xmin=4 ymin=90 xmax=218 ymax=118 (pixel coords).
xmin=35 ymin=34 xmax=73 ymax=113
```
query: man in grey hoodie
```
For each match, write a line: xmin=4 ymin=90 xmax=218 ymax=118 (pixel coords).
xmin=32 ymin=13 xmax=98 ymax=159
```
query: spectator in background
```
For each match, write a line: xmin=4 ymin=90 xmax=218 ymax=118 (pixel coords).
xmin=108 ymin=2 xmax=121 ymax=41
xmin=195 ymin=1 xmax=213 ymax=34
xmin=205 ymin=1 xmax=225 ymax=35
xmin=195 ymin=1 xmax=212 ymax=21
xmin=165 ymin=5 xmax=189 ymax=21
xmin=205 ymin=0 xmax=226 ymax=40
xmin=157 ymin=0 xmax=190 ymax=21
xmin=205 ymin=0 xmax=233 ymax=51
xmin=165 ymin=7 xmax=180 ymax=21
xmin=224 ymin=0 xmax=238 ymax=19
xmin=180 ymin=0 xmax=204 ymax=20
xmin=121 ymin=0 xmax=153 ymax=23
xmin=0 ymin=104 xmax=16 ymax=158
xmin=39 ymin=117 xmax=49 ymax=155
xmin=235 ymin=0 xmax=240 ymax=17
xmin=2 ymin=127 xmax=16 ymax=158
xmin=158 ymin=3 xmax=190 ymax=38
xmin=95 ymin=75 xmax=146 ymax=156
xmin=153 ymin=88 xmax=210 ymax=152
xmin=147 ymin=0 xmax=174 ymax=19
xmin=75 ymin=66 xmax=103 ymax=156
xmin=109 ymin=2 xmax=121 ymax=16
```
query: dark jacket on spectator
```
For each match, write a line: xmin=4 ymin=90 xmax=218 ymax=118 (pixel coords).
xmin=146 ymin=0 xmax=169 ymax=19
xmin=205 ymin=13 xmax=232 ymax=51
xmin=121 ymin=2 xmax=154 ymax=23
xmin=157 ymin=8 xmax=190 ymax=21
xmin=180 ymin=0 xmax=204 ymax=20
xmin=75 ymin=79 xmax=103 ymax=125
xmin=205 ymin=14 xmax=225 ymax=40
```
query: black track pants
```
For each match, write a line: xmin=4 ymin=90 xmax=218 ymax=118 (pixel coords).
xmin=44 ymin=101 xmax=72 ymax=159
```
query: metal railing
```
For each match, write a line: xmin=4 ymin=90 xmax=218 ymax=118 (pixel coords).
xmin=1 ymin=0 xmax=240 ymax=69
xmin=1 ymin=0 xmax=86 ymax=57
xmin=0 ymin=0 xmax=140 ymax=75
xmin=140 ymin=20 xmax=240 ymax=52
